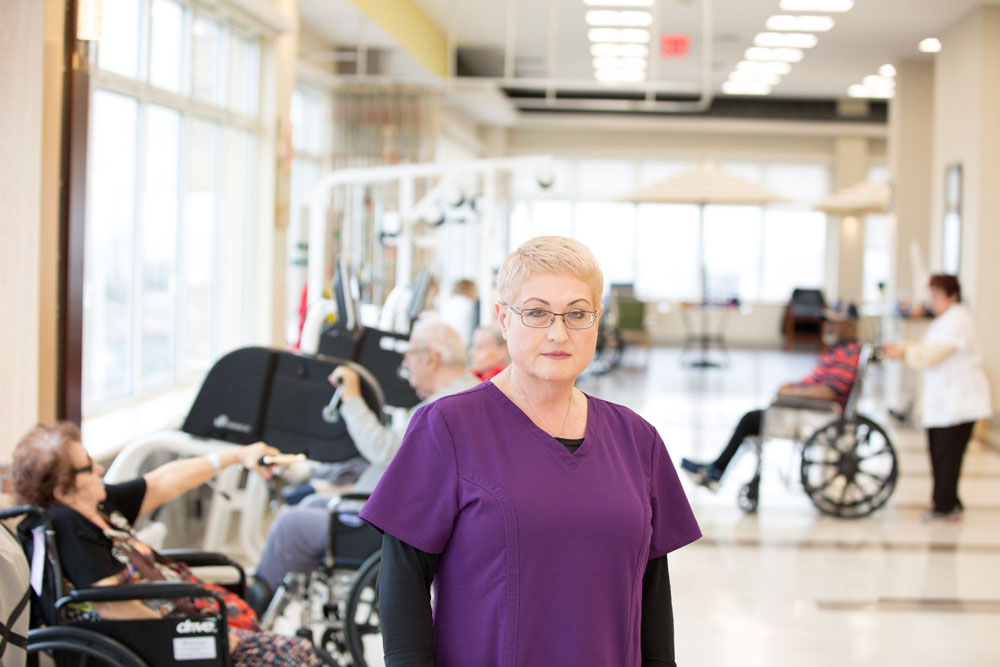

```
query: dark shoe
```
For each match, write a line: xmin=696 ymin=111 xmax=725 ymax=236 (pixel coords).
xmin=245 ymin=576 xmax=274 ymax=616
xmin=680 ymin=458 xmax=722 ymax=492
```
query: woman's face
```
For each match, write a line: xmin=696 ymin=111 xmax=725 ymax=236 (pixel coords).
xmin=929 ymin=286 xmax=957 ymax=317
xmin=497 ymin=272 xmax=602 ymax=386
xmin=59 ymin=440 xmax=107 ymax=508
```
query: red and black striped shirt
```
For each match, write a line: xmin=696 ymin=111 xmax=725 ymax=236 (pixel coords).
xmin=798 ymin=340 xmax=861 ymax=406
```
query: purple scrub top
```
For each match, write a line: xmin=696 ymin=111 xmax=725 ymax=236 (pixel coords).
xmin=360 ymin=381 xmax=701 ymax=667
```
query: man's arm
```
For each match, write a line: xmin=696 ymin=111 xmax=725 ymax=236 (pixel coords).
xmin=330 ymin=366 xmax=403 ymax=467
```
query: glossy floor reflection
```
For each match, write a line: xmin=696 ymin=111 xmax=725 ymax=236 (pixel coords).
xmin=578 ymin=346 xmax=1000 ymax=667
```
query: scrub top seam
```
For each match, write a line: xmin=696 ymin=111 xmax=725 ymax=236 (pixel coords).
xmin=457 ymin=470 xmax=520 ymax=667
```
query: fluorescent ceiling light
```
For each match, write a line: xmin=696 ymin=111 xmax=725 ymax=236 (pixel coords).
xmin=745 ymin=46 xmax=804 ymax=63
xmin=728 ymin=71 xmax=780 ymax=86
xmin=863 ymin=74 xmax=895 ymax=90
xmin=722 ymin=81 xmax=772 ymax=96
xmin=919 ymin=37 xmax=941 ymax=53
xmin=585 ymin=10 xmax=652 ymax=27
xmin=595 ymin=68 xmax=647 ymax=83
xmin=591 ymin=43 xmax=649 ymax=57
xmin=737 ymin=60 xmax=792 ymax=75
xmin=780 ymin=0 xmax=853 ymax=11
xmin=766 ymin=15 xmax=835 ymax=32
xmin=848 ymin=84 xmax=893 ymax=99
xmin=878 ymin=64 xmax=896 ymax=77
xmin=584 ymin=0 xmax=653 ymax=6
xmin=754 ymin=32 xmax=818 ymax=48
xmin=588 ymin=28 xmax=650 ymax=43
xmin=593 ymin=56 xmax=647 ymax=70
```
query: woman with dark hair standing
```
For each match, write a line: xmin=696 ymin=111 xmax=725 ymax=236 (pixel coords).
xmin=883 ymin=274 xmax=992 ymax=521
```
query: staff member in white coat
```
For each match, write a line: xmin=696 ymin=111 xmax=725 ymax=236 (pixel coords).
xmin=883 ymin=274 xmax=992 ymax=521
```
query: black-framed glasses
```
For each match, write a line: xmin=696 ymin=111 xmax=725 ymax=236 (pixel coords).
xmin=507 ymin=304 xmax=598 ymax=330
xmin=73 ymin=461 xmax=94 ymax=475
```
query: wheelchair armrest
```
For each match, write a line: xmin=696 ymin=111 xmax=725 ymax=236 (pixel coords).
xmin=770 ymin=396 xmax=841 ymax=412
xmin=59 ymin=582 xmax=224 ymax=607
xmin=336 ymin=492 xmax=371 ymax=503
xmin=161 ymin=549 xmax=246 ymax=597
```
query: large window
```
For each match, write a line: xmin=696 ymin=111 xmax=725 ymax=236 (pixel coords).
xmin=286 ymin=87 xmax=331 ymax=346
xmin=83 ymin=0 xmax=262 ymax=411
xmin=509 ymin=159 xmax=829 ymax=303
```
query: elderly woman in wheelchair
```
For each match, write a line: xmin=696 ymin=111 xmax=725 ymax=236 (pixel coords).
xmin=682 ymin=310 xmax=898 ymax=517
xmin=9 ymin=421 xmax=321 ymax=666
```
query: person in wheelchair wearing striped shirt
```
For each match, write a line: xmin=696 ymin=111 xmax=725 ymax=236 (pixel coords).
xmin=682 ymin=303 xmax=861 ymax=491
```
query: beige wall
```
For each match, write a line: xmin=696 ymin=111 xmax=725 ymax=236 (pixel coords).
xmin=0 ymin=0 xmax=62 ymax=463
xmin=933 ymin=5 xmax=1000 ymax=415
xmin=889 ymin=59 xmax=934 ymax=303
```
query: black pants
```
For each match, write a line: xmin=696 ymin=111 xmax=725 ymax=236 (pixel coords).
xmin=927 ymin=421 xmax=975 ymax=513
xmin=713 ymin=409 xmax=764 ymax=475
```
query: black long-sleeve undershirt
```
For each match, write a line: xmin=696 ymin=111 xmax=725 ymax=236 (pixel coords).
xmin=376 ymin=437 xmax=677 ymax=667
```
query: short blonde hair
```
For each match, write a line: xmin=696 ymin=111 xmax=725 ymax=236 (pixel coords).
xmin=497 ymin=236 xmax=603 ymax=307
xmin=410 ymin=318 xmax=468 ymax=367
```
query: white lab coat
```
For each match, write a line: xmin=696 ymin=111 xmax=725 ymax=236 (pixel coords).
xmin=918 ymin=303 xmax=992 ymax=428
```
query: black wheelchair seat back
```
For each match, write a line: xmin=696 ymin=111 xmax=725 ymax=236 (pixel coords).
xmin=327 ymin=494 xmax=382 ymax=570
xmin=182 ymin=347 xmax=386 ymax=463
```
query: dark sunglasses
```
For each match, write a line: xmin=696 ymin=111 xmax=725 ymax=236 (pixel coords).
xmin=74 ymin=461 xmax=94 ymax=475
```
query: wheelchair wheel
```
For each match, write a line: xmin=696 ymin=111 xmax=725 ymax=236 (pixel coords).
xmin=345 ymin=550 xmax=381 ymax=667
xmin=738 ymin=475 xmax=760 ymax=514
xmin=800 ymin=414 xmax=897 ymax=518
xmin=28 ymin=626 xmax=149 ymax=666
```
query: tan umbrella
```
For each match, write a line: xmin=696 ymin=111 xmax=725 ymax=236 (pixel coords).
xmin=816 ymin=180 xmax=891 ymax=215
xmin=621 ymin=160 xmax=785 ymax=207
xmin=620 ymin=161 xmax=784 ymax=367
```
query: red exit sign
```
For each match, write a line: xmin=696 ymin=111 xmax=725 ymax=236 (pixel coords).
xmin=660 ymin=34 xmax=690 ymax=58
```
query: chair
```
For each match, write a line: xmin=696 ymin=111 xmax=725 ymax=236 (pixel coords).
xmin=0 ymin=505 xmax=242 ymax=667
xmin=783 ymin=288 xmax=826 ymax=350
xmin=735 ymin=344 xmax=898 ymax=517
xmin=615 ymin=297 xmax=650 ymax=362
xmin=260 ymin=493 xmax=382 ymax=666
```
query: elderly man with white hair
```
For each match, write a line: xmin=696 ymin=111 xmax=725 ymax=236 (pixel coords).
xmin=249 ymin=319 xmax=478 ymax=607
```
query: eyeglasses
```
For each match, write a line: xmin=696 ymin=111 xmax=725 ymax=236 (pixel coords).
xmin=73 ymin=454 xmax=95 ymax=476
xmin=507 ymin=304 xmax=598 ymax=330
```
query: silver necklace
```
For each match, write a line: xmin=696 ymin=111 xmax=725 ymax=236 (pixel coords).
xmin=511 ymin=373 xmax=573 ymax=438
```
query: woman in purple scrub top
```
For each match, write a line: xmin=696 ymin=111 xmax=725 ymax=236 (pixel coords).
xmin=360 ymin=236 xmax=701 ymax=667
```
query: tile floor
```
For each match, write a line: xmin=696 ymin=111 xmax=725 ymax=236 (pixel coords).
xmin=576 ymin=346 xmax=1000 ymax=667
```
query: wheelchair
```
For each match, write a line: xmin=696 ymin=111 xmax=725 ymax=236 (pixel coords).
xmin=1 ymin=504 xmax=248 ymax=667
xmin=737 ymin=344 xmax=898 ymax=518
xmin=259 ymin=494 xmax=382 ymax=667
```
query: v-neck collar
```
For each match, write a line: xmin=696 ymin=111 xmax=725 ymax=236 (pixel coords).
xmin=484 ymin=380 xmax=598 ymax=467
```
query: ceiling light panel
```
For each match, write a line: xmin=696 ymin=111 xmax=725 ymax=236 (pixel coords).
xmin=583 ymin=0 xmax=653 ymax=6
xmin=593 ymin=56 xmax=647 ymax=70
xmin=737 ymin=60 xmax=792 ymax=75
xmin=588 ymin=27 xmax=650 ymax=43
xmin=745 ymin=46 xmax=804 ymax=63
xmin=591 ymin=43 xmax=649 ymax=57
xmin=919 ymin=37 xmax=941 ymax=53
xmin=766 ymin=15 xmax=835 ymax=32
xmin=878 ymin=64 xmax=897 ymax=78
xmin=780 ymin=0 xmax=854 ymax=11
xmin=585 ymin=10 xmax=652 ymax=27
xmin=595 ymin=69 xmax=647 ymax=83
xmin=754 ymin=32 xmax=818 ymax=48
xmin=722 ymin=81 xmax=772 ymax=96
